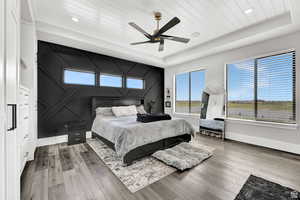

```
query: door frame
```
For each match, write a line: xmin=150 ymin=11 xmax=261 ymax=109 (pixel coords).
xmin=0 ymin=0 xmax=7 ymax=199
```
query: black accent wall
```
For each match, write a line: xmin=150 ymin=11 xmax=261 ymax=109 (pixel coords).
xmin=38 ymin=41 xmax=164 ymax=138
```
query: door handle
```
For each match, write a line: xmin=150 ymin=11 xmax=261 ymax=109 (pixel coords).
xmin=7 ymin=104 xmax=17 ymax=131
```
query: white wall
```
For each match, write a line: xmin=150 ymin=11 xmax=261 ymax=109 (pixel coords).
xmin=20 ymin=21 xmax=37 ymax=161
xmin=165 ymin=31 xmax=300 ymax=154
xmin=20 ymin=22 xmax=35 ymax=89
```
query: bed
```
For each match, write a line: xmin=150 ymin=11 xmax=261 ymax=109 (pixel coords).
xmin=90 ymin=96 xmax=194 ymax=165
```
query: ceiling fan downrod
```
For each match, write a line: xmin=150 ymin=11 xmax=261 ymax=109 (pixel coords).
xmin=154 ymin=11 xmax=161 ymax=34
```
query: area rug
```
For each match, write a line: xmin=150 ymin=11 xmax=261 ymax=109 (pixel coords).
xmin=153 ymin=142 xmax=212 ymax=171
xmin=87 ymin=138 xmax=177 ymax=193
xmin=235 ymin=175 xmax=300 ymax=200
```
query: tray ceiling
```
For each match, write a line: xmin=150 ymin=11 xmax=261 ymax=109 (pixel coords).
xmin=32 ymin=0 xmax=297 ymax=67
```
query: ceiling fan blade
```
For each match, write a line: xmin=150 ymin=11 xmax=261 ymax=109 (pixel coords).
xmin=130 ymin=41 xmax=151 ymax=45
xmin=154 ymin=17 xmax=180 ymax=37
xmin=161 ymin=35 xmax=190 ymax=43
xmin=158 ymin=39 xmax=164 ymax=51
xmin=128 ymin=22 xmax=152 ymax=39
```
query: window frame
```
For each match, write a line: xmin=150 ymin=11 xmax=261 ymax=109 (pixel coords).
xmin=99 ymin=73 xmax=123 ymax=88
xmin=225 ymin=49 xmax=296 ymax=125
xmin=174 ymin=69 xmax=206 ymax=115
xmin=63 ymin=68 xmax=96 ymax=86
xmin=126 ymin=76 xmax=145 ymax=89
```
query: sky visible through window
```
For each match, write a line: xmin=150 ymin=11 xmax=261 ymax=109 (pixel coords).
xmin=100 ymin=74 xmax=122 ymax=87
xmin=228 ymin=52 xmax=294 ymax=102
xmin=127 ymin=78 xmax=144 ymax=89
xmin=176 ymin=70 xmax=205 ymax=101
xmin=64 ymin=70 xmax=95 ymax=85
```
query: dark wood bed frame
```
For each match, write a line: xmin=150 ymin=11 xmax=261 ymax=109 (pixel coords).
xmin=91 ymin=96 xmax=191 ymax=165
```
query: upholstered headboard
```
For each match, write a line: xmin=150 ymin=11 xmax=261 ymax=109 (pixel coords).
xmin=91 ymin=96 xmax=144 ymax=118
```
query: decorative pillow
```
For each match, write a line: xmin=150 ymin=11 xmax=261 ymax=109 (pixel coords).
xmin=112 ymin=105 xmax=137 ymax=117
xmin=95 ymin=107 xmax=114 ymax=116
xmin=136 ymin=105 xmax=147 ymax=114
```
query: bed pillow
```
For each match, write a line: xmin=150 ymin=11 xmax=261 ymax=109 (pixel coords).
xmin=136 ymin=105 xmax=147 ymax=114
xmin=112 ymin=105 xmax=137 ymax=117
xmin=95 ymin=107 xmax=114 ymax=116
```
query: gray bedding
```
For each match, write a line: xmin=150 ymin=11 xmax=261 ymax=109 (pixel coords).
xmin=91 ymin=115 xmax=195 ymax=161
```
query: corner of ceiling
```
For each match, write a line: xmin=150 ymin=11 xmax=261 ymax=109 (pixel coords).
xmin=35 ymin=21 xmax=166 ymax=68
xmin=163 ymin=12 xmax=300 ymax=68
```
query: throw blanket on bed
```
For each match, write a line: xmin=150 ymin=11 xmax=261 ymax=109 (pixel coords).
xmin=136 ymin=113 xmax=172 ymax=123
xmin=91 ymin=115 xmax=195 ymax=162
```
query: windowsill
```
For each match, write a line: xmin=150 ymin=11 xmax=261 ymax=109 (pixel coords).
xmin=226 ymin=118 xmax=298 ymax=130
xmin=173 ymin=112 xmax=200 ymax=118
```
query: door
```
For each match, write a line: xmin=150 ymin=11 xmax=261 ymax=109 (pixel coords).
xmin=5 ymin=0 xmax=20 ymax=199
xmin=0 ymin=0 xmax=6 ymax=199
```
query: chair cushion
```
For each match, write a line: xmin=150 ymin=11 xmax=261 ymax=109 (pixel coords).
xmin=199 ymin=119 xmax=224 ymax=132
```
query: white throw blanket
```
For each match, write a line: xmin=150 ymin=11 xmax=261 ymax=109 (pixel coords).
xmin=91 ymin=115 xmax=195 ymax=162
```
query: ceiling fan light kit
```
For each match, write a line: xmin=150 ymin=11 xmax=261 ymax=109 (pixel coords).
xmin=129 ymin=12 xmax=190 ymax=52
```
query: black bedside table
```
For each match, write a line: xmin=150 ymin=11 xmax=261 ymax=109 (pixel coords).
xmin=65 ymin=121 xmax=86 ymax=145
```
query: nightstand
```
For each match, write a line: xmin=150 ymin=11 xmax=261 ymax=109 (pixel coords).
xmin=65 ymin=121 xmax=86 ymax=145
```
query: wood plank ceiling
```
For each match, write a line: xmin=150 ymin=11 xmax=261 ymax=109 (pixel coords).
xmin=32 ymin=0 xmax=291 ymax=58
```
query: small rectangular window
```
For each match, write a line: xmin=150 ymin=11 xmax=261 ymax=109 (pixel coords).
xmin=126 ymin=78 xmax=144 ymax=89
xmin=64 ymin=69 xmax=95 ymax=86
xmin=100 ymin=74 xmax=123 ymax=88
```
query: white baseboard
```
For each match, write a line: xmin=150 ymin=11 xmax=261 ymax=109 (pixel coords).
xmin=226 ymin=132 xmax=300 ymax=155
xmin=37 ymin=131 xmax=92 ymax=147
xmin=38 ymin=131 xmax=300 ymax=155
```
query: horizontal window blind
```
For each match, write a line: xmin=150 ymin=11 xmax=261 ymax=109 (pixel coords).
xmin=256 ymin=51 xmax=296 ymax=123
xmin=227 ymin=51 xmax=296 ymax=124
xmin=100 ymin=74 xmax=122 ymax=88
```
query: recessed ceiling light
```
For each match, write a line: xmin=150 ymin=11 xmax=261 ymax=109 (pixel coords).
xmin=72 ymin=17 xmax=79 ymax=22
xmin=244 ymin=8 xmax=253 ymax=15
xmin=191 ymin=32 xmax=200 ymax=38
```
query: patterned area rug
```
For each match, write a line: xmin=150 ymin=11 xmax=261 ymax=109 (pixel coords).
xmin=87 ymin=138 xmax=176 ymax=193
xmin=235 ymin=175 xmax=300 ymax=200
xmin=87 ymin=138 xmax=214 ymax=193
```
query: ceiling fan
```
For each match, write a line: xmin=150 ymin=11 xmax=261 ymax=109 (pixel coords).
xmin=129 ymin=12 xmax=190 ymax=52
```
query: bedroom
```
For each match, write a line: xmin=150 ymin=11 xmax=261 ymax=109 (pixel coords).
xmin=1 ymin=0 xmax=300 ymax=200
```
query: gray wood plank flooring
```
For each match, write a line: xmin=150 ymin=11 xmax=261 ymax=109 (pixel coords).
xmin=21 ymin=135 xmax=300 ymax=200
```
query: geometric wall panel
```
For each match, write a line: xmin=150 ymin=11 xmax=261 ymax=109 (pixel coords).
xmin=38 ymin=41 xmax=164 ymax=138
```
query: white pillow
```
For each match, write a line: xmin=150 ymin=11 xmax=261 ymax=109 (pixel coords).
xmin=136 ymin=105 xmax=147 ymax=114
xmin=95 ymin=107 xmax=114 ymax=116
xmin=112 ymin=105 xmax=137 ymax=117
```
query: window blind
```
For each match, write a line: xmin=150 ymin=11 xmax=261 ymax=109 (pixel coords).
xmin=227 ymin=51 xmax=296 ymax=124
xmin=256 ymin=51 xmax=296 ymax=123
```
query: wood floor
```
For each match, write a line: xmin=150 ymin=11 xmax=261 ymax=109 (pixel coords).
xmin=21 ymin=134 xmax=300 ymax=200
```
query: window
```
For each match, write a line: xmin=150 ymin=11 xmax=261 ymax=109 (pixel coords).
xmin=126 ymin=77 xmax=144 ymax=89
xmin=64 ymin=69 xmax=95 ymax=86
xmin=227 ymin=51 xmax=296 ymax=124
xmin=100 ymin=74 xmax=122 ymax=87
xmin=175 ymin=70 xmax=206 ymax=114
